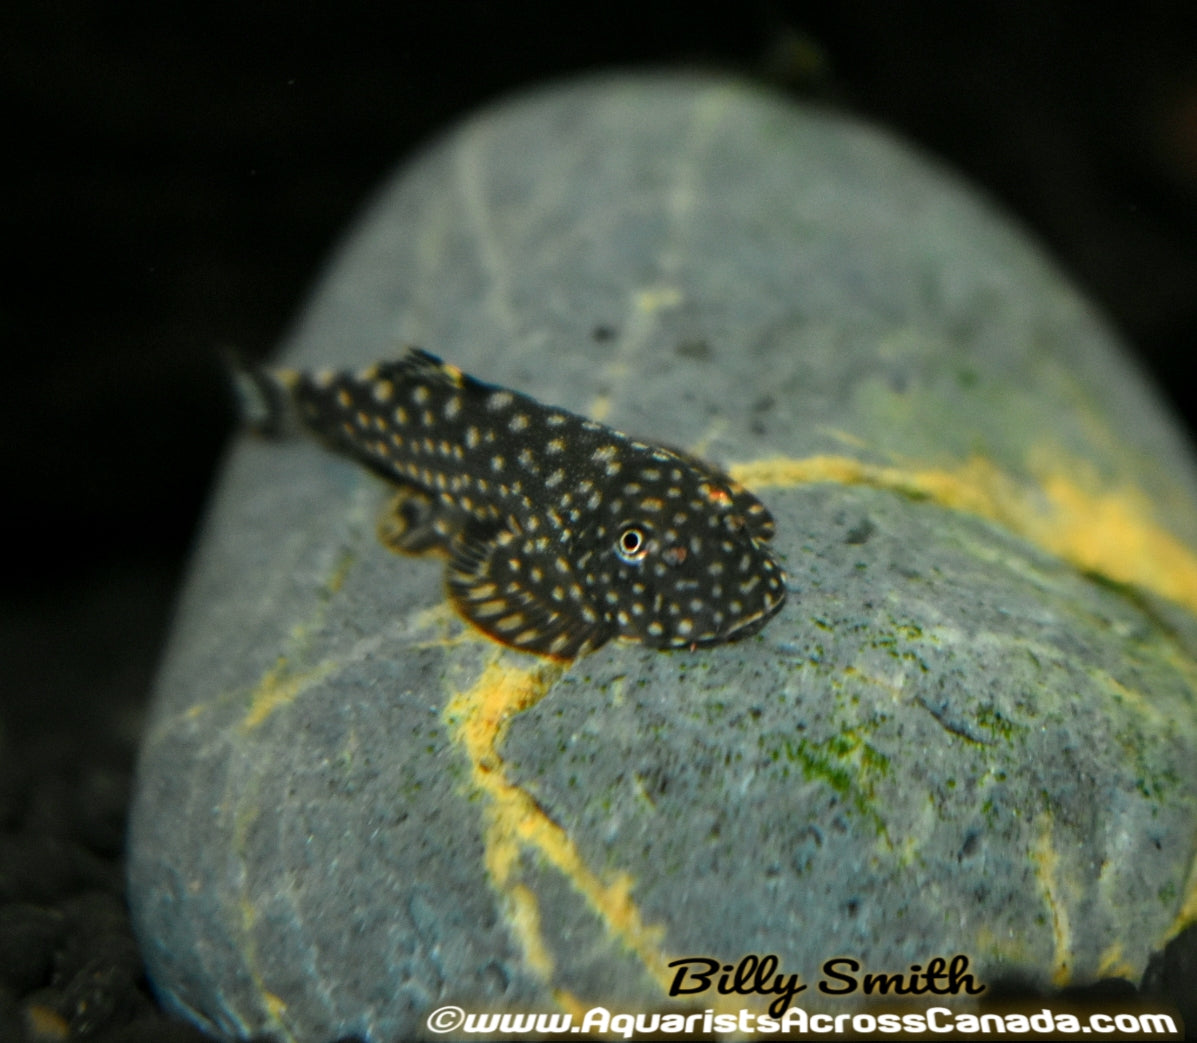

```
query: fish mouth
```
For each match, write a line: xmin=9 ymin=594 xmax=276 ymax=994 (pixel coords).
xmin=722 ymin=598 xmax=785 ymax=642
xmin=677 ymin=588 xmax=787 ymax=648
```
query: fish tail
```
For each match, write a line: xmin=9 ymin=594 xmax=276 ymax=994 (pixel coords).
xmin=224 ymin=348 xmax=302 ymax=437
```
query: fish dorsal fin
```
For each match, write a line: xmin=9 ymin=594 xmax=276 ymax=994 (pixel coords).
xmin=386 ymin=347 xmax=490 ymax=395
xmin=395 ymin=347 xmax=449 ymax=379
xmin=445 ymin=524 xmax=612 ymax=659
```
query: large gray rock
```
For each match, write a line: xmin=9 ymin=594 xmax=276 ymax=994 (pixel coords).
xmin=129 ymin=73 xmax=1197 ymax=1042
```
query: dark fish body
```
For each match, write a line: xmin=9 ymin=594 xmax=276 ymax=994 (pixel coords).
xmin=240 ymin=349 xmax=786 ymax=658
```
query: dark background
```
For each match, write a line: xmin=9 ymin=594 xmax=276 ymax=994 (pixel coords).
xmin=2 ymin=2 xmax=1196 ymax=1038
xmin=3 ymin=1 xmax=1196 ymax=740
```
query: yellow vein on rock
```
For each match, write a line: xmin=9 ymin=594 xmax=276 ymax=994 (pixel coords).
xmin=444 ymin=660 xmax=680 ymax=998
xmin=733 ymin=453 xmax=1197 ymax=616
xmin=1030 ymin=814 xmax=1074 ymax=988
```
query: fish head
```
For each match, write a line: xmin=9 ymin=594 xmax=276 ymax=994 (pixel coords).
xmin=573 ymin=452 xmax=787 ymax=648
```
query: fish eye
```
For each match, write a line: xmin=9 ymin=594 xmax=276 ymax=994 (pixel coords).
xmin=615 ymin=525 xmax=649 ymax=563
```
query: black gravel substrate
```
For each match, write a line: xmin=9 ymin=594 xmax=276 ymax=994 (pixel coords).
xmin=0 ymin=730 xmax=366 ymax=1043
xmin=0 ymin=732 xmax=207 ymax=1042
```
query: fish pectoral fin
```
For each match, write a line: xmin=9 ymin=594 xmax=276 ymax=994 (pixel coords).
xmin=377 ymin=485 xmax=459 ymax=556
xmin=446 ymin=527 xmax=611 ymax=659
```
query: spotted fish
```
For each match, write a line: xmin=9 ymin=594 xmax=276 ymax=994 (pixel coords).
xmin=238 ymin=348 xmax=786 ymax=658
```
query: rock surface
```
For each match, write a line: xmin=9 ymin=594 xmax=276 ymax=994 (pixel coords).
xmin=128 ymin=73 xmax=1197 ymax=1042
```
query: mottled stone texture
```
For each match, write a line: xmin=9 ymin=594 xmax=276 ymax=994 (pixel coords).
xmin=128 ymin=73 xmax=1197 ymax=1042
